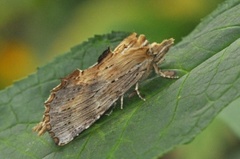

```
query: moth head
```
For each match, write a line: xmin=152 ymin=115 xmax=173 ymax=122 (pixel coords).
xmin=148 ymin=38 xmax=174 ymax=64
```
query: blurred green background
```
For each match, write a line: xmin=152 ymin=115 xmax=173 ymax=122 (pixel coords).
xmin=1 ymin=0 xmax=239 ymax=158
xmin=0 ymin=0 xmax=226 ymax=89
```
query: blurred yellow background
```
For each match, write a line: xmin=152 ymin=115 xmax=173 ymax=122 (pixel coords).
xmin=1 ymin=1 xmax=240 ymax=159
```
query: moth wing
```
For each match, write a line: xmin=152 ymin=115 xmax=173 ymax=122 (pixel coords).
xmin=34 ymin=33 xmax=153 ymax=146
xmin=41 ymin=69 xmax=111 ymax=145
xmin=113 ymin=33 xmax=148 ymax=54
xmin=48 ymin=58 xmax=150 ymax=146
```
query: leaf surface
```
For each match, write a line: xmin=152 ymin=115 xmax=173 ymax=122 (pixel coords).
xmin=0 ymin=1 xmax=240 ymax=158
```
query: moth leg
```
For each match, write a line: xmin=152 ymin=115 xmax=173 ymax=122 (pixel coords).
xmin=105 ymin=110 xmax=113 ymax=116
xmin=106 ymin=102 xmax=117 ymax=116
xmin=153 ymin=63 xmax=179 ymax=78
xmin=107 ymin=95 xmax=124 ymax=113
xmin=135 ymin=83 xmax=146 ymax=101
xmin=120 ymin=95 xmax=124 ymax=109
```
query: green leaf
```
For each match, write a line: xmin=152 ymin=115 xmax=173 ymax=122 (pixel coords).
xmin=0 ymin=0 xmax=240 ymax=158
xmin=219 ymin=98 xmax=240 ymax=138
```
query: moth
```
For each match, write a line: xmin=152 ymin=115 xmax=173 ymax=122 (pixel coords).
xmin=33 ymin=33 xmax=177 ymax=146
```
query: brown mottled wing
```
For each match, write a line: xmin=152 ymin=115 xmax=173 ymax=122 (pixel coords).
xmin=45 ymin=69 xmax=104 ymax=145
xmin=33 ymin=33 xmax=176 ymax=146
xmin=49 ymin=60 xmax=150 ymax=145
xmin=34 ymin=33 xmax=153 ymax=146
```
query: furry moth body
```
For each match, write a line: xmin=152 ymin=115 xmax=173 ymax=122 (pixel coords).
xmin=33 ymin=33 xmax=176 ymax=146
